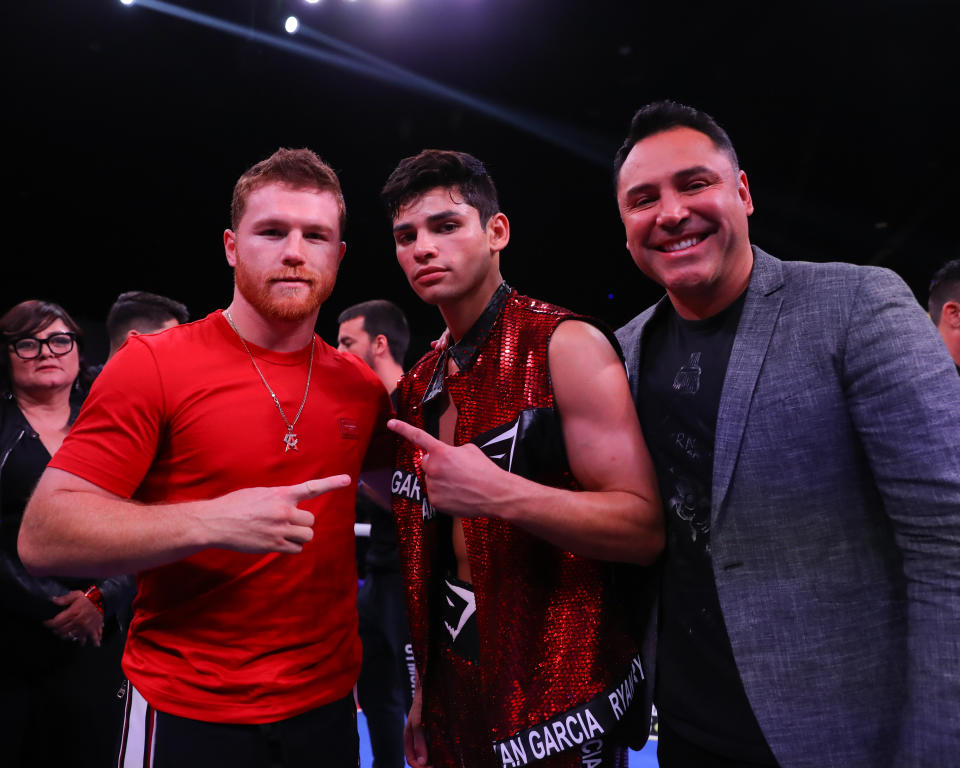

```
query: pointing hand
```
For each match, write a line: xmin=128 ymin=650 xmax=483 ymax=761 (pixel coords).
xmin=202 ymin=474 xmax=353 ymax=553
xmin=388 ymin=419 xmax=508 ymax=518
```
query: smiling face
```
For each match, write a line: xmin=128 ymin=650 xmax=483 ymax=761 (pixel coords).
xmin=8 ymin=319 xmax=80 ymax=397
xmin=616 ymin=126 xmax=755 ymax=319
xmin=224 ymin=182 xmax=346 ymax=323
xmin=391 ymin=186 xmax=508 ymax=315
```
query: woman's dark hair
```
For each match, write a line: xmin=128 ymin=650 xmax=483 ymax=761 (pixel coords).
xmin=1 ymin=300 xmax=92 ymax=395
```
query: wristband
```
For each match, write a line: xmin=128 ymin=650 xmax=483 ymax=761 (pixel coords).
xmin=83 ymin=585 xmax=105 ymax=615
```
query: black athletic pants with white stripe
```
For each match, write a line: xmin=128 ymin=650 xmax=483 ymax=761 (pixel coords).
xmin=118 ymin=685 xmax=359 ymax=768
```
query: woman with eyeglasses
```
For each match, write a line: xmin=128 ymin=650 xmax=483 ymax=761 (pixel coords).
xmin=0 ymin=299 xmax=133 ymax=768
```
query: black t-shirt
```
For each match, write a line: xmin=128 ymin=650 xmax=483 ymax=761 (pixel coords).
xmin=638 ymin=294 xmax=776 ymax=763
xmin=359 ymin=389 xmax=402 ymax=575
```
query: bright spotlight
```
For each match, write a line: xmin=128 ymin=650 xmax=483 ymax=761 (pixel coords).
xmin=304 ymin=0 xmax=321 ymax=4
xmin=120 ymin=0 xmax=136 ymax=5
xmin=285 ymin=15 xmax=300 ymax=34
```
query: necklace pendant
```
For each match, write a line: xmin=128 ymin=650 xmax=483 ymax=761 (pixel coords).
xmin=283 ymin=431 xmax=300 ymax=453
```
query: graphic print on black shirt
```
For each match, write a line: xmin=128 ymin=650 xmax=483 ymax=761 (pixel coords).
xmin=638 ymin=294 xmax=776 ymax=764
xmin=667 ymin=350 xmax=711 ymax=547
xmin=672 ymin=352 xmax=702 ymax=395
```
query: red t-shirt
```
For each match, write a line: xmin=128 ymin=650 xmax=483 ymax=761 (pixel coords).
xmin=50 ymin=311 xmax=391 ymax=723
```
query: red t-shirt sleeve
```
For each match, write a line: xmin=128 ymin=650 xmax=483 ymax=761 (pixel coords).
xmin=355 ymin=362 xmax=395 ymax=472
xmin=50 ymin=337 xmax=165 ymax=498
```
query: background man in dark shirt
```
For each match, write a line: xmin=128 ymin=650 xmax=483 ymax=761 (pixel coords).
xmin=337 ymin=299 xmax=414 ymax=768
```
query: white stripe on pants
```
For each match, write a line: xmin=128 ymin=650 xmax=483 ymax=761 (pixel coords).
xmin=118 ymin=683 xmax=156 ymax=768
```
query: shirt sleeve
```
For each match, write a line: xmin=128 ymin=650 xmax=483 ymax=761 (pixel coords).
xmin=49 ymin=337 xmax=166 ymax=499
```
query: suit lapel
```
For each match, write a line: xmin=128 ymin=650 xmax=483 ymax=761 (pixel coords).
xmin=712 ymin=248 xmax=785 ymax=524
xmin=622 ymin=297 xmax=671 ymax=405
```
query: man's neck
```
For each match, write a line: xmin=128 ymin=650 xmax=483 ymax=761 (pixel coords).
xmin=670 ymin=291 xmax=744 ymax=321
xmin=374 ymin=359 xmax=405 ymax=394
xmin=438 ymin=272 xmax=503 ymax=341
xmin=225 ymin=296 xmax=318 ymax=353
xmin=947 ymin=342 xmax=960 ymax=369
xmin=669 ymin=249 xmax=754 ymax=321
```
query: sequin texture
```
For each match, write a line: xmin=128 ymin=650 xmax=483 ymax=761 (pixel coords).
xmin=393 ymin=290 xmax=645 ymax=766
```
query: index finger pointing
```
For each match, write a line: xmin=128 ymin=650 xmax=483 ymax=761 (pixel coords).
xmin=387 ymin=419 xmax=444 ymax=452
xmin=289 ymin=474 xmax=353 ymax=502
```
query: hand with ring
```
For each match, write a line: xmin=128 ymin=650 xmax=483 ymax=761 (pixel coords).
xmin=43 ymin=590 xmax=104 ymax=647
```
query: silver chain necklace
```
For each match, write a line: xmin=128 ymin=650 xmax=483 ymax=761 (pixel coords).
xmin=223 ymin=309 xmax=314 ymax=453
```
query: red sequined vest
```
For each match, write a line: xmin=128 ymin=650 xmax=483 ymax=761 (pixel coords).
xmin=393 ymin=291 xmax=646 ymax=763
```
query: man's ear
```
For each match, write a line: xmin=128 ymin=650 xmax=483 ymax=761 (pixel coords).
xmin=944 ymin=301 xmax=960 ymax=329
xmin=486 ymin=212 xmax=510 ymax=253
xmin=738 ymin=170 xmax=755 ymax=216
xmin=125 ymin=329 xmax=142 ymax=340
xmin=224 ymin=229 xmax=238 ymax=267
xmin=373 ymin=333 xmax=390 ymax=357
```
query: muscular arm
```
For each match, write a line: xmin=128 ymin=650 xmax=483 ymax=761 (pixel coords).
xmin=389 ymin=320 xmax=663 ymax=564
xmin=18 ymin=468 xmax=350 ymax=578
xmin=507 ymin=320 xmax=663 ymax=562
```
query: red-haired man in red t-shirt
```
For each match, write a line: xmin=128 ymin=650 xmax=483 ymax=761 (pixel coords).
xmin=19 ymin=148 xmax=392 ymax=768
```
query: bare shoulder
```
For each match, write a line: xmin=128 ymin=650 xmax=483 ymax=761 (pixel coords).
xmin=548 ymin=319 xmax=620 ymax=371
xmin=548 ymin=319 xmax=631 ymax=416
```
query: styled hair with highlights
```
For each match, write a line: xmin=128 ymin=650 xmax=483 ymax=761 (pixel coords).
xmin=231 ymin=148 xmax=346 ymax=236
xmin=381 ymin=149 xmax=500 ymax=226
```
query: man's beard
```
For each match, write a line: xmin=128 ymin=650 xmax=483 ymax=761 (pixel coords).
xmin=234 ymin=254 xmax=335 ymax=322
xmin=358 ymin=346 xmax=377 ymax=369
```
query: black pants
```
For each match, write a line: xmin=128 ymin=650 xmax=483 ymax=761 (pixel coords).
xmin=356 ymin=569 xmax=414 ymax=768
xmin=657 ymin=718 xmax=780 ymax=768
xmin=120 ymin=688 xmax=359 ymax=768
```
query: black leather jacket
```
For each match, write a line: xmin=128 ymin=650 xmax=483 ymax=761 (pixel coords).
xmin=0 ymin=391 xmax=135 ymax=624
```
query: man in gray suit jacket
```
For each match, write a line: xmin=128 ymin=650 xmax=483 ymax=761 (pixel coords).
xmin=613 ymin=101 xmax=960 ymax=768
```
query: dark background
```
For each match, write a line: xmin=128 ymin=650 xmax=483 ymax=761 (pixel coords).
xmin=4 ymin=0 xmax=957 ymax=365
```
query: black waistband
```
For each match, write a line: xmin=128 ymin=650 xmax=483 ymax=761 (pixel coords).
xmin=492 ymin=652 xmax=645 ymax=767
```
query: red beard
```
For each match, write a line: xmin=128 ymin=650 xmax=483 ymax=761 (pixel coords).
xmin=234 ymin=257 xmax=335 ymax=322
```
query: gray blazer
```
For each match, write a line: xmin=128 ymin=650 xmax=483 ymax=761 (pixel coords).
xmin=616 ymin=248 xmax=960 ymax=768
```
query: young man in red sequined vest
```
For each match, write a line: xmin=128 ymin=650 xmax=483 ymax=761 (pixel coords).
xmin=381 ymin=150 xmax=664 ymax=768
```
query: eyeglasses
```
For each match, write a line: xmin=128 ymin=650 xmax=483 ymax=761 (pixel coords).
xmin=10 ymin=332 xmax=78 ymax=360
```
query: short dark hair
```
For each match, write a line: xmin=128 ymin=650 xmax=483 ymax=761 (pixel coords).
xmin=613 ymin=100 xmax=740 ymax=186
xmin=381 ymin=149 xmax=500 ymax=225
xmin=337 ymin=300 xmax=410 ymax=366
xmin=232 ymin=147 xmax=346 ymax=235
xmin=106 ymin=291 xmax=190 ymax=349
xmin=1 ymin=299 xmax=91 ymax=394
xmin=929 ymin=259 xmax=960 ymax=325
